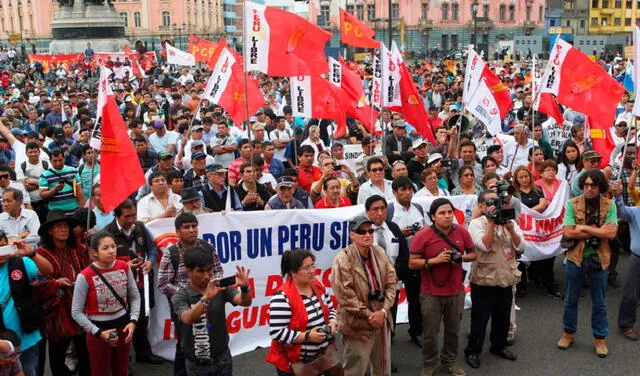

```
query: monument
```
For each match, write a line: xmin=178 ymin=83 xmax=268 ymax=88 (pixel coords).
xmin=49 ymin=0 xmax=130 ymax=54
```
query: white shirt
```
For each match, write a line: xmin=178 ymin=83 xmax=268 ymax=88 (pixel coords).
xmin=148 ymin=131 xmax=179 ymax=154
xmin=357 ymin=179 xmax=394 ymax=205
xmin=210 ymin=136 xmax=237 ymax=168
xmin=136 ymin=192 xmax=183 ymax=222
xmin=0 ymin=208 xmax=40 ymax=248
xmin=415 ymin=187 xmax=449 ymax=198
xmin=269 ymin=128 xmax=292 ymax=161
xmin=389 ymin=201 xmax=425 ymax=247
xmin=504 ymin=140 xmax=534 ymax=172
xmin=373 ymin=222 xmax=399 ymax=263
xmin=16 ymin=159 xmax=47 ymax=202
xmin=0 ymin=182 xmax=31 ymax=206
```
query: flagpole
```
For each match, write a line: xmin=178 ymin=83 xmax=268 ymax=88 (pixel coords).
xmin=530 ymin=55 xmax=538 ymax=175
xmin=616 ymin=117 xmax=636 ymax=183
xmin=85 ymin=150 xmax=97 ymax=231
xmin=241 ymin=2 xmax=255 ymax=174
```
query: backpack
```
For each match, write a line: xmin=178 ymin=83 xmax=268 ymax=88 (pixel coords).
xmin=0 ymin=257 xmax=43 ymax=334
xmin=168 ymin=244 xmax=180 ymax=283
xmin=21 ymin=160 xmax=48 ymax=177
xmin=386 ymin=202 xmax=425 ymax=221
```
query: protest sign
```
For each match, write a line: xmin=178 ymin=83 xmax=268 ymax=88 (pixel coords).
xmin=28 ymin=53 xmax=84 ymax=73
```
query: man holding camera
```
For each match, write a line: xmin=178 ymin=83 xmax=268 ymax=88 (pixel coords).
xmin=464 ymin=191 xmax=523 ymax=369
xmin=409 ymin=198 xmax=476 ymax=376
xmin=331 ymin=216 xmax=397 ymax=376
xmin=558 ymin=170 xmax=618 ymax=358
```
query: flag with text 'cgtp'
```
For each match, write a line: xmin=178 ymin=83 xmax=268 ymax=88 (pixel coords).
xmin=243 ymin=1 xmax=331 ymax=77
xmin=340 ymin=8 xmax=380 ymax=49
xmin=203 ymin=39 xmax=264 ymax=124
xmin=99 ymin=94 xmax=146 ymax=213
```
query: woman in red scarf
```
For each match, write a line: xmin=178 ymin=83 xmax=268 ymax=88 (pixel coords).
xmin=36 ymin=210 xmax=91 ymax=376
xmin=266 ymin=249 xmax=341 ymax=376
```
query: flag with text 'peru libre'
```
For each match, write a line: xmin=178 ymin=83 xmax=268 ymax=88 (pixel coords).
xmin=340 ymin=8 xmax=380 ymax=49
xmin=244 ymin=1 xmax=331 ymax=77
xmin=290 ymin=73 xmax=346 ymax=136
xmin=381 ymin=41 xmax=403 ymax=107
xmin=203 ymin=39 xmax=264 ymax=124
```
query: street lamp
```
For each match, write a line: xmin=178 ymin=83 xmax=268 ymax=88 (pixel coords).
xmin=471 ymin=0 xmax=479 ymax=51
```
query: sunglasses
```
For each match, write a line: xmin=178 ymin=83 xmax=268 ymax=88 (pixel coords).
xmin=369 ymin=167 xmax=385 ymax=173
xmin=354 ymin=228 xmax=375 ymax=235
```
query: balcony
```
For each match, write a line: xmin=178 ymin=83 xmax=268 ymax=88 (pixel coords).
xmin=468 ymin=17 xmax=494 ymax=30
xmin=419 ymin=19 xmax=433 ymax=30
xmin=523 ymin=20 xmax=538 ymax=29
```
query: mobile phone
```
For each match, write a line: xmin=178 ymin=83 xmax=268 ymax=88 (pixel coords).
xmin=0 ymin=244 xmax=17 ymax=256
xmin=333 ymin=165 xmax=342 ymax=171
xmin=217 ymin=276 xmax=236 ymax=288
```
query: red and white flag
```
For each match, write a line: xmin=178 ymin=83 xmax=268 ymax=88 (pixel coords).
xmin=290 ymin=74 xmax=345 ymax=134
xmin=463 ymin=47 xmax=485 ymax=105
xmin=338 ymin=58 xmax=379 ymax=133
xmin=203 ymin=39 xmax=264 ymax=124
xmin=371 ymin=47 xmax=383 ymax=110
xmin=243 ymin=1 xmax=331 ymax=77
xmin=536 ymin=38 xmax=624 ymax=132
xmin=633 ymin=26 xmax=640 ymax=116
xmin=89 ymin=67 xmax=112 ymax=149
xmin=467 ymin=78 xmax=503 ymax=135
xmin=381 ymin=41 xmax=402 ymax=107
xmin=340 ymin=8 xmax=380 ymax=49
xmin=166 ymin=44 xmax=196 ymax=66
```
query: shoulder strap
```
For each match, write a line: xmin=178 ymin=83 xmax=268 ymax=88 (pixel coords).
xmin=43 ymin=160 xmax=49 ymax=170
xmin=169 ymin=245 xmax=180 ymax=283
xmin=21 ymin=161 xmax=26 ymax=175
xmin=430 ymin=225 xmax=462 ymax=253
xmin=386 ymin=203 xmax=395 ymax=220
xmin=412 ymin=202 xmax=424 ymax=217
xmin=78 ymin=164 xmax=85 ymax=175
xmin=89 ymin=264 xmax=129 ymax=312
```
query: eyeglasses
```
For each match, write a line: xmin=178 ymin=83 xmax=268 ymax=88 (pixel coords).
xmin=0 ymin=174 xmax=9 ymax=180
xmin=369 ymin=167 xmax=385 ymax=173
xmin=583 ymin=182 xmax=597 ymax=188
xmin=462 ymin=173 xmax=474 ymax=177
xmin=323 ymin=162 xmax=336 ymax=167
xmin=354 ymin=228 xmax=375 ymax=235
xmin=299 ymin=264 xmax=316 ymax=271
xmin=424 ymin=176 xmax=438 ymax=181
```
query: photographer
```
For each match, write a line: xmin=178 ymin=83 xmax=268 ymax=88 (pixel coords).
xmin=409 ymin=198 xmax=476 ymax=376
xmin=558 ymin=170 xmax=617 ymax=358
xmin=464 ymin=191 xmax=523 ymax=369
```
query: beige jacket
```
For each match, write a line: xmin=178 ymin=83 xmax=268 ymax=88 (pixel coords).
xmin=331 ymin=243 xmax=397 ymax=340
xmin=468 ymin=216 xmax=523 ymax=288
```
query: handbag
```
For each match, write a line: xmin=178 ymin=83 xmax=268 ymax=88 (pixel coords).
xmin=289 ymin=343 xmax=343 ymax=376
xmin=89 ymin=264 xmax=130 ymax=313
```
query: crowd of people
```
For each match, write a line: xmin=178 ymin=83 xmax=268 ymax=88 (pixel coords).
xmin=0 ymin=45 xmax=638 ymax=376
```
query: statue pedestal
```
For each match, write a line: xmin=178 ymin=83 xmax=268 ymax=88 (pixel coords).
xmin=49 ymin=4 xmax=130 ymax=54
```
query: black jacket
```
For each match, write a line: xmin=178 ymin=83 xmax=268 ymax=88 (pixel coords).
xmin=385 ymin=220 xmax=413 ymax=283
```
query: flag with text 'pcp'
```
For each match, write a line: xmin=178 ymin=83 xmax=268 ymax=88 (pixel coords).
xmin=340 ymin=8 xmax=380 ymax=49
xmin=243 ymin=1 xmax=331 ymax=77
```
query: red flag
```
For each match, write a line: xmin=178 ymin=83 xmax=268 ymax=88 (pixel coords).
xmin=390 ymin=62 xmax=436 ymax=144
xmin=188 ymin=35 xmax=218 ymax=67
xmin=123 ymin=45 xmax=146 ymax=77
xmin=204 ymin=39 xmax=264 ymax=123
xmin=539 ymin=39 xmax=624 ymax=132
xmin=244 ymin=1 xmax=331 ymax=76
xmin=588 ymin=117 xmax=616 ymax=168
xmin=100 ymin=96 xmax=146 ymax=212
xmin=340 ymin=8 xmax=380 ymax=49
xmin=339 ymin=59 xmax=378 ymax=132
xmin=481 ymin=66 xmax=513 ymax=119
xmin=290 ymin=75 xmax=346 ymax=134
xmin=536 ymin=93 xmax=564 ymax=125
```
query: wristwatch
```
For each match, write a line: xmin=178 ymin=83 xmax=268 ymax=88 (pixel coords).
xmin=240 ymin=286 xmax=250 ymax=294
xmin=199 ymin=297 xmax=210 ymax=306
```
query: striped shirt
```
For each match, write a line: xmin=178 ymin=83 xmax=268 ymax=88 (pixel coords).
xmin=39 ymin=165 xmax=80 ymax=214
xmin=269 ymin=291 xmax=337 ymax=361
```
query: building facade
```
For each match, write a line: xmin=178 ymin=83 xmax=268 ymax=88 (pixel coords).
xmin=588 ymin=0 xmax=640 ymax=36
xmin=0 ymin=0 xmax=225 ymax=53
xmin=309 ymin=0 xmax=546 ymax=56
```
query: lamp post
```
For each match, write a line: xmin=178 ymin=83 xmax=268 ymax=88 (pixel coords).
xmin=471 ymin=0 xmax=479 ymax=51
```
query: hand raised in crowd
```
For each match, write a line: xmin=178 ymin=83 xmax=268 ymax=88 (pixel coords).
xmin=164 ymin=205 xmax=177 ymax=218
xmin=203 ymin=278 xmax=226 ymax=300
xmin=504 ymin=220 xmax=516 ymax=234
xmin=611 ymin=180 xmax=623 ymax=197
xmin=235 ymin=265 xmax=251 ymax=288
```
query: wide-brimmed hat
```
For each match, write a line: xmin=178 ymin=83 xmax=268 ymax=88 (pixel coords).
xmin=38 ymin=209 xmax=76 ymax=237
xmin=181 ymin=188 xmax=201 ymax=203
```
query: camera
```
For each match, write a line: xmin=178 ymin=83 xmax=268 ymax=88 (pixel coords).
xmin=583 ymin=253 xmax=602 ymax=273
xmin=485 ymin=181 xmax=516 ymax=225
xmin=410 ymin=222 xmax=422 ymax=235
xmin=108 ymin=331 xmax=118 ymax=340
xmin=449 ymin=248 xmax=463 ymax=264
xmin=368 ymin=290 xmax=385 ymax=302
xmin=585 ymin=237 xmax=601 ymax=249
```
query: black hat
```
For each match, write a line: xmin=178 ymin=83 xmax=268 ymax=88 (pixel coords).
xmin=181 ymin=188 xmax=200 ymax=203
xmin=38 ymin=209 xmax=76 ymax=237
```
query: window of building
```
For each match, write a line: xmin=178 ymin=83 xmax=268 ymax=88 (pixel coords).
xmin=134 ymin=12 xmax=141 ymax=28
xmin=356 ymin=4 xmax=364 ymax=19
xmin=509 ymin=5 xmax=515 ymax=21
xmin=601 ymin=17 xmax=607 ymax=25
xmin=499 ymin=4 xmax=506 ymax=21
xmin=526 ymin=5 xmax=531 ymax=21
xmin=550 ymin=19 xmax=556 ymax=26
xmin=451 ymin=3 xmax=458 ymax=21
xmin=162 ymin=11 xmax=170 ymax=27
xmin=592 ymin=0 xmax=599 ymax=7
xmin=566 ymin=20 xmax=571 ymax=27
xmin=626 ymin=17 xmax=632 ymax=25
xmin=602 ymin=0 xmax=609 ymax=7
xmin=367 ymin=4 xmax=375 ymax=20
xmin=580 ymin=19 xmax=586 ymax=28
xmin=451 ymin=34 xmax=458 ymax=50
xmin=637 ymin=0 xmax=640 ymax=9
xmin=538 ymin=5 xmax=543 ymax=21
xmin=442 ymin=2 xmax=449 ymax=20
xmin=626 ymin=0 xmax=633 ymax=8
xmin=483 ymin=4 xmax=489 ymax=17
xmin=320 ymin=4 xmax=329 ymax=24
xmin=614 ymin=17 xmax=621 ymax=25
xmin=120 ymin=12 xmax=128 ymax=27
xmin=421 ymin=2 xmax=429 ymax=19
xmin=441 ymin=34 xmax=448 ymax=50
xmin=615 ymin=0 xmax=622 ymax=7
xmin=391 ymin=3 xmax=399 ymax=19
xmin=592 ymin=17 xmax=598 ymax=25
xmin=637 ymin=17 xmax=640 ymax=25
xmin=346 ymin=4 xmax=354 ymax=14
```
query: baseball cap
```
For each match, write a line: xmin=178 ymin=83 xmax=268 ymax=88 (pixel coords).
xmin=427 ymin=153 xmax=444 ymax=165
xmin=11 ymin=128 xmax=26 ymax=136
xmin=53 ymin=128 xmax=65 ymax=138
xmin=191 ymin=151 xmax=206 ymax=160
xmin=412 ymin=138 xmax=428 ymax=149
xmin=349 ymin=216 xmax=374 ymax=232
xmin=249 ymin=116 xmax=258 ymax=123
xmin=190 ymin=140 xmax=205 ymax=149
xmin=152 ymin=119 xmax=165 ymax=129
xmin=276 ymin=176 xmax=295 ymax=189
xmin=392 ymin=121 xmax=406 ymax=128
xmin=581 ymin=150 xmax=602 ymax=160
xmin=205 ymin=163 xmax=228 ymax=173
xmin=191 ymin=124 xmax=204 ymax=132
xmin=449 ymin=105 xmax=458 ymax=112
xmin=158 ymin=151 xmax=173 ymax=160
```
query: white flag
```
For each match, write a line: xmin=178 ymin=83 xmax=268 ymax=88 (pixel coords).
xmin=90 ymin=67 xmax=113 ymax=150
xmin=202 ymin=47 xmax=237 ymax=104
xmin=467 ymin=78 xmax=503 ymax=136
xmin=381 ymin=42 xmax=402 ymax=107
xmin=463 ymin=47 xmax=486 ymax=105
xmin=290 ymin=76 xmax=313 ymax=118
xmin=166 ymin=44 xmax=196 ymax=66
xmin=371 ymin=47 xmax=383 ymax=110
xmin=328 ymin=56 xmax=341 ymax=88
